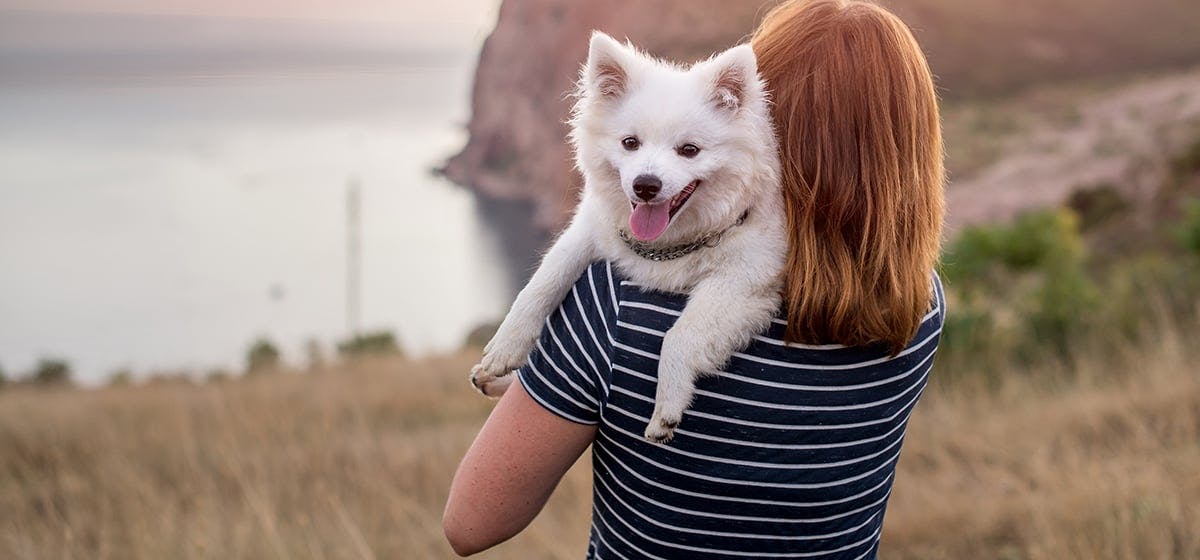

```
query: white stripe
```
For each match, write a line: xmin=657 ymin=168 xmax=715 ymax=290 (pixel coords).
xmin=594 ymin=474 xmax=882 ymax=540
xmin=733 ymin=328 xmax=942 ymax=371
xmin=593 ymin=491 xmax=881 ymax=558
xmin=602 ymin=416 xmax=907 ymax=470
xmin=597 ymin=430 xmax=904 ymax=489
xmin=525 ymin=353 xmax=598 ymax=414
xmin=608 ymin=382 xmax=926 ymax=431
xmin=591 ymin=527 xmax=633 ymax=560
xmin=714 ymin=345 xmax=935 ymax=393
xmin=754 ymin=307 xmax=938 ymax=348
xmin=595 ymin=451 xmax=896 ymax=519
xmin=610 ymin=333 xmax=935 ymax=392
xmin=561 ymin=290 xmax=603 ymax=389
xmin=517 ymin=370 xmax=597 ymax=425
xmin=616 ymin=320 xmax=667 ymax=337
xmin=620 ymin=300 xmax=680 ymax=316
xmin=691 ymin=368 xmax=930 ymax=413
xmin=606 ymin=261 xmax=619 ymax=311
xmin=612 ymin=363 xmax=931 ymax=412
xmin=755 ymin=336 xmax=847 ymax=349
xmin=588 ymin=265 xmax=616 ymax=346
xmin=613 ymin=340 xmax=659 ymax=361
xmin=612 ymin=316 xmax=942 ymax=374
xmin=595 ymin=450 xmax=897 ymax=513
xmin=581 ymin=274 xmax=613 ymax=400
xmin=606 ymin=402 xmax=912 ymax=451
xmin=545 ymin=316 xmax=601 ymax=397
xmin=592 ymin=512 xmax=671 ymax=560
xmin=535 ymin=339 xmax=599 ymax=407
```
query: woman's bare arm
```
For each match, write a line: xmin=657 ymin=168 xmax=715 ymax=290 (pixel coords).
xmin=443 ymin=378 xmax=597 ymax=556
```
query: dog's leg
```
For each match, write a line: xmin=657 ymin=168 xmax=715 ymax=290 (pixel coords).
xmin=471 ymin=214 xmax=597 ymax=396
xmin=644 ymin=276 xmax=781 ymax=443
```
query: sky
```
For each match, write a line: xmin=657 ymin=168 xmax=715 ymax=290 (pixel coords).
xmin=0 ymin=0 xmax=491 ymax=24
xmin=0 ymin=0 xmax=500 ymax=51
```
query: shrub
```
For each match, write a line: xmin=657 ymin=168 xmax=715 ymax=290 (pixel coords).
xmin=939 ymin=208 xmax=1098 ymax=365
xmin=463 ymin=323 xmax=499 ymax=349
xmin=1067 ymin=183 xmax=1130 ymax=231
xmin=245 ymin=338 xmax=282 ymax=374
xmin=1023 ymin=261 xmax=1100 ymax=358
xmin=205 ymin=369 xmax=232 ymax=384
xmin=108 ymin=369 xmax=133 ymax=388
xmin=337 ymin=331 xmax=402 ymax=360
xmin=32 ymin=359 xmax=73 ymax=386
xmin=940 ymin=208 xmax=1085 ymax=295
xmin=1176 ymin=198 xmax=1200 ymax=256
xmin=304 ymin=338 xmax=326 ymax=372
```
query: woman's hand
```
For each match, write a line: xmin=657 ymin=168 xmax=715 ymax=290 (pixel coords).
xmin=443 ymin=378 xmax=597 ymax=556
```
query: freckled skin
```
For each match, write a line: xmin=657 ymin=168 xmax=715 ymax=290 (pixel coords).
xmin=443 ymin=380 xmax=596 ymax=556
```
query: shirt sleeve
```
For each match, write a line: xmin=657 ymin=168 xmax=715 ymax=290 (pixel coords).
xmin=516 ymin=266 xmax=612 ymax=425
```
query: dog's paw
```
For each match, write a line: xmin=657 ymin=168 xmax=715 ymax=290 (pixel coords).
xmin=469 ymin=350 xmax=524 ymax=397
xmin=644 ymin=410 xmax=681 ymax=444
xmin=470 ymin=363 xmax=515 ymax=398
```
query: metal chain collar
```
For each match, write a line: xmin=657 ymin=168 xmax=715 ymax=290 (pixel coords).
xmin=617 ymin=210 xmax=749 ymax=262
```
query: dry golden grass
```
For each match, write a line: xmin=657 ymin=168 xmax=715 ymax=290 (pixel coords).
xmin=1 ymin=330 xmax=1197 ymax=559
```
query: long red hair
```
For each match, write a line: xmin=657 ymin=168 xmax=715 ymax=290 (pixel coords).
xmin=752 ymin=0 xmax=945 ymax=353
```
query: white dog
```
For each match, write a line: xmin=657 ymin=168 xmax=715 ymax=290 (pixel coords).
xmin=471 ymin=32 xmax=786 ymax=443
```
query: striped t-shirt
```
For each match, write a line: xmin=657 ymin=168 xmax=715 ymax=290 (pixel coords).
xmin=518 ymin=261 xmax=945 ymax=560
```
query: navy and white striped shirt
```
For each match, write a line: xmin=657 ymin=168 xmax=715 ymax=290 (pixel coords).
xmin=518 ymin=261 xmax=945 ymax=560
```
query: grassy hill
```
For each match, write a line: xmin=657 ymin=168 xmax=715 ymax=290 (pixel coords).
xmin=1 ymin=334 xmax=1197 ymax=559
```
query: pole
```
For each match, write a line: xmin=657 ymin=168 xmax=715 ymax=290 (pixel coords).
xmin=346 ymin=177 xmax=361 ymax=338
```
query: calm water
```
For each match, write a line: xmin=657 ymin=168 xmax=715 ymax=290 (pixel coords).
xmin=0 ymin=16 xmax=518 ymax=382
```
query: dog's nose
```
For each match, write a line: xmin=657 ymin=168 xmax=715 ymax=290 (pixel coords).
xmin=632 ymin=175 xmax=662 ymax=201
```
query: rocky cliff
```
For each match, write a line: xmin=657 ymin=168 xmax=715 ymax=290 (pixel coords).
xmin=442 ymin=0 xmax=1200 ymax=232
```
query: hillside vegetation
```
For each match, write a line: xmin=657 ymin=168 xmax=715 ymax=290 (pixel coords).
xmin=1 ymin=332 xmax=1197 ymax=559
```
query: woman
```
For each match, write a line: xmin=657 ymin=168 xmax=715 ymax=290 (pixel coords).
xmin=443 ymin=0 xmax=945 ymax=557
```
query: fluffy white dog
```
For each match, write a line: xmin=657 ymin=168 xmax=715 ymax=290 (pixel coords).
xmin=471 ymin=32 xmax=785 ymax=443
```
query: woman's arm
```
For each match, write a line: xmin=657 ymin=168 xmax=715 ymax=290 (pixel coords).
xmin=443 ymin=378 xmax=597 ymax=556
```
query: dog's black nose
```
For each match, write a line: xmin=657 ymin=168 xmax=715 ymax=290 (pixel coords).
xmin=632 ymin=175 xmax=662 ymax=201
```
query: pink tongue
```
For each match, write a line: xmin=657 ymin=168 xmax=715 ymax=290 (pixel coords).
xmin=630 ymin=203 xmax=671 ymax=241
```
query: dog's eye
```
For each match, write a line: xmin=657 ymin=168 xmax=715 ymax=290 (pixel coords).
xmin=621 ymin=136 xmax=640 ymax=151
xmin=677 ymin=143 xmax=701 ymax=158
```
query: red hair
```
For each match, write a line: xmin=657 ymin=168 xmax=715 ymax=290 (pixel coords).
xmin=752 ymin=0 xmax=945 ymax=353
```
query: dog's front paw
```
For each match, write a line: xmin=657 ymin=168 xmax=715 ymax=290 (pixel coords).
xmin=470 ymin=362 xmax=515 ymax=398
xmin=468 ymin=348 xmax=526 ymax=398
xmin=644 ymin=407 xmax=682 ymax=444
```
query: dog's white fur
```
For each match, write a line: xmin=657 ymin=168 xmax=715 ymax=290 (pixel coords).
xmin=471 ymin=32 xmax=786 ymax=443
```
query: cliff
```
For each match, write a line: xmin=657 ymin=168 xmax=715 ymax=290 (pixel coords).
xmin=442 ymin=0 xmax=1200 ymax=232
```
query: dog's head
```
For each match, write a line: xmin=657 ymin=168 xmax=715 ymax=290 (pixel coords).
xmin=571 ymin=32 xmax=778 ymax=243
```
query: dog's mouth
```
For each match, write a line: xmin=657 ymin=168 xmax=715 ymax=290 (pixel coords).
xmin=628 ymin=180 xmax=699 ymax=242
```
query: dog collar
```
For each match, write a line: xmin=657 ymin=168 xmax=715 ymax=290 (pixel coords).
xmin=618 ymin=210 xmax=750 ymax=262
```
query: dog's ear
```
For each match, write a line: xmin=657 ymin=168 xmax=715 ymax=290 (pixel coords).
xmin=585 ymin=31 xmax=632 ymax=99
xmin=702 ymin=44 xmax=760 ymax=113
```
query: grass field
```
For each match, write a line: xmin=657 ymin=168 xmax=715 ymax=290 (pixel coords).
xmin=2 ymin=320 xmax=1197 ymax=559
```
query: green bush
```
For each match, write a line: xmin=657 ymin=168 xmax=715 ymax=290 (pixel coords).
xmin=32 ymin=359 xmax=73 ymax=386
xmin=463 ymin=323 xmax=499 ymax=349
xmin=245 ymin=338 xmax=282 ymax=374
xmin=337 ymin=331 xmax=402 ymax=360
xmin=941 ymin=208 xmax=1085 ymax=294
xmin=1176 ymin=198 xmax=1200 ymax=256
xmin=107 ymin=369 xmax=133 ymax=388
xmin=939 ymin=208 xmax=1099 ymax=365
xmin=1023 ymin=261 xmax=1099 ymax=358
xmin=205 ymin=369 xmax=232 ymax=384
xmin=1067 ymin=183 xmax=1130 ymax=231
